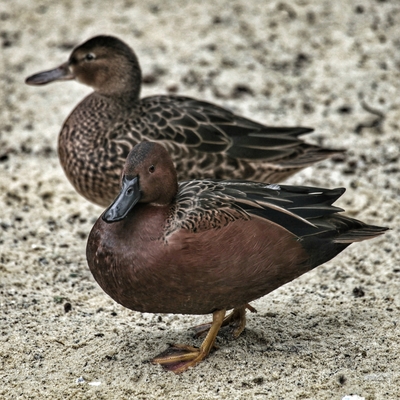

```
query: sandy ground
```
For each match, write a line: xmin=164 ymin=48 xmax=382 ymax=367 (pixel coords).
xmin=1 ymin=1 xmax=400 ymax=399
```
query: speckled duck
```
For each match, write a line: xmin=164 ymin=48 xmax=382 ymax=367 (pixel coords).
xmin=26 ymin=35 xmax=340 ymax=207
xmin=86 ymin=142 xmax=387 ymax=373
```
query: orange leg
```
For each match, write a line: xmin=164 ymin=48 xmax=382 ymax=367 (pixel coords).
xmin=191 ymin=304 xmax=256 ymax=339
xmin=152 ymin=309 xmax=226 ymax=373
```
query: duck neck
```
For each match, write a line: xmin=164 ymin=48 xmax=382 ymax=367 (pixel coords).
xmin=99 ymin=78 xmax=141 ymax=105
xmin=106 ymin=90 xmax=141 ymax=107
xmin=96 ymin=57 xmax=142 ymax=104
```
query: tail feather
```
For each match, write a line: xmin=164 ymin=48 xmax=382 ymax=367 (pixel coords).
xmin=275 ymin=147 xmax=343 ymax=167
xmin=333 ymin=225 xmax=388 ymax=243
xmin=228 ymin=134 xmax=343 ymax=164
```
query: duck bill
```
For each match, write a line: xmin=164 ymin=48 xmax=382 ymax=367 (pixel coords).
xmin=25 ymin=61 xmax=74 ymax=85
xmin=102 ymin=176 xmax=141 ymax=223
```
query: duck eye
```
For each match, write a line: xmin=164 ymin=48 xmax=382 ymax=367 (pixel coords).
xmin=148 ymin=165 xmax=155 ymax=173
xmin=84 ymin=53 xmax=96 ymax=61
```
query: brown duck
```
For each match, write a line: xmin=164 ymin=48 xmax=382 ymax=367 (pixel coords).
xmin=26 ymin=35 xmax=340 ymax=207
xmin=86 ymin=141 xmax=387 ymax=373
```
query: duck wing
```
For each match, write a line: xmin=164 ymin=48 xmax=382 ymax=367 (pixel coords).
xmin=166 ymin=181 xmax=387 ymax=242
xmin=140 ymin=95 xmax=331 ymax=162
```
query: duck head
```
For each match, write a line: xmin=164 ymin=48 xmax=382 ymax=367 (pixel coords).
xmin=103 ymin=142 xmax=178 ymax=222
xmin=25 ymin=35 xmax=142 ymax=99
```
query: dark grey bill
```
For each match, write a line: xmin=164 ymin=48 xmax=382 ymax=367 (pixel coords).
xmin=25 ymin=62 xmax=74 ymax=85
xmin=102 ymin=176 xmax=141 ymax=223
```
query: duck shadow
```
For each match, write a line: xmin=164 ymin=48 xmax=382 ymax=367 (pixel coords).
xmin=111 ymin=302 xmax=385 ymax=370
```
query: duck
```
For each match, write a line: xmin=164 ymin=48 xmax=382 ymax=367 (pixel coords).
xmin=26 ymin=35 xmax=341 ymax=207
xmin=86 ymin=141 xmax=387 ymax=373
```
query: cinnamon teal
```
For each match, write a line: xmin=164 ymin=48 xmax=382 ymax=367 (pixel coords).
xmin=86 ymin=141 xmax=387 ymax=373
xmin=26 ymin=35 xmax=341 ymax=207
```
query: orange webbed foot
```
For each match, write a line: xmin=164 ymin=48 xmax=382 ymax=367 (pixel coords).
xmin=152 ymin=309 xmax=226 ymax=373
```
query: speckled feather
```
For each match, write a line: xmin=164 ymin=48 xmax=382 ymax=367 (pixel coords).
xmin=26 ymin=35 xmax=341 ymax=207
xmin=86 ymin=142 xmax=387 ymax=316
xmin=164 ymin=180 xmax=382 ymax=244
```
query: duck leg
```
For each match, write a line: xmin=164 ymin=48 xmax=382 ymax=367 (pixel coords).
xmin=192 ymin=304 xmax=256 ymax=339
xmin=152 ymin=309 xmax=226 ymax=373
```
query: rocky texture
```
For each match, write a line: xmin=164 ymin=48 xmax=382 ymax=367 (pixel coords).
xmin=1 ymin=1 xmax=399 ymax=398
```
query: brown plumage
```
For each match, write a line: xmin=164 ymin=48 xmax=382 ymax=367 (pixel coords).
xmin=86 ymin=142 xmax=387 ymax=373
xmin=26 ymin=35 xmax=341 ymax=207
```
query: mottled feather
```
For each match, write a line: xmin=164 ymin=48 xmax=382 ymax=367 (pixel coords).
xmin=26 ymin=35 xmax=342 ymax=207
xmin=163 ymin=181 xmax=385 ymax=246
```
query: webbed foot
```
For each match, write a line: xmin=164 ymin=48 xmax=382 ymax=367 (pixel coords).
xmin=152 ymin=309 xmax=226 ymax=373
